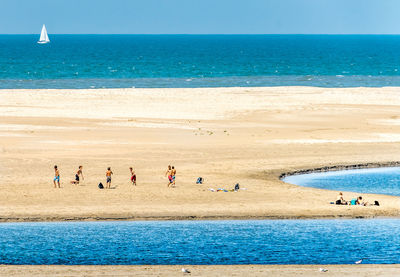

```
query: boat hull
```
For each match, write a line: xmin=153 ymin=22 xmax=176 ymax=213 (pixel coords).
xmin=37 ymin=41 xmax=50 ymax=44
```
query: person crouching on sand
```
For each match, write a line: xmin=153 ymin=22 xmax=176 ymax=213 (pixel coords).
xmin=106 ymin=167 xmax=113 ymax=189
xmin=71 ymin=165 xmax=84 ymax=185
xmin=53 ymin=165 xmax=60 ymax=188
xmin=130 ymin=167 xmax=136 ymax=186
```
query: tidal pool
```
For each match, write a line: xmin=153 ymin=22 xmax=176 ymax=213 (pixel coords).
xmin=283 ymin=167 xmax=400 ymax=196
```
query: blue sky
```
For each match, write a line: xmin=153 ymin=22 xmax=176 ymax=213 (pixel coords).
xmin=0 ymin=0 xmax=399 ymax=34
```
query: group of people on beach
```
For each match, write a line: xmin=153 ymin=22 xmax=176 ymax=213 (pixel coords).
xmin=336 ymin=192 xmax=379 ymax=206
xmin=53 ymin=165 xmax=138 ymax=188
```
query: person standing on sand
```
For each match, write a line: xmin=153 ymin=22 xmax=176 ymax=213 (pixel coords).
xmin=71 ymin=165 xmax=84 ymax=185
xmin=130 ymin=167 xmax=136 ymax=186
xmin=53 ymin=165 xmax=60 ymax=188
xmin=165 ymin=165 xmax=173 ymax=187
xmin=106 ymin=167 xmax=113 ymax=189
xmin=171 ymin=166 xmax=177 ymax=186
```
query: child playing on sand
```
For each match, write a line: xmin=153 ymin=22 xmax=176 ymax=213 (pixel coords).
xmin=106 ymin=167 xmax=113 ymax=189
xmin=71 ymin=166 xmax=84 ymax=185
xmin=130 ymin=167 xmax=136 ymax=186
xmin=53 ymin=165 xmax=60 ymax=188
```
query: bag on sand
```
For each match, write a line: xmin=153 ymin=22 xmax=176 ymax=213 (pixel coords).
xmin=196 ymin=177 xmax=203 ymax=184
xmin=98 ymin=182 xmax=104 ymax=189
xmin=234 ymin=183 xmax=240 ymax=191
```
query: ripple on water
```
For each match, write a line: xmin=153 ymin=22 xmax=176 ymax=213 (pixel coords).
xmin=0 ymin=219 xmax=400 ymax=264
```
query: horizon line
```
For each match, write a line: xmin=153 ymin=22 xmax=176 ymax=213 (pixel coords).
xmin=2 ymin=33 xmax=400 ymax=35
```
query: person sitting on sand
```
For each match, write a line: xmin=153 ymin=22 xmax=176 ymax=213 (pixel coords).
xmin=165 ymin=165 xmax=173 ymax=187
xmin=356 ymin=196 xmax=369 ymax=206
xmin=130 ymin=167 xmax=136 ymax=186
xmin=106 ymin=167 xmax=113 ymax=189
xmin=336 ymin=192 xmax=347 ymax=205
xmin=71 ymin=165 xmax=84 ymax=185
xmin=53 ymin=165 xmax=60 ymax=188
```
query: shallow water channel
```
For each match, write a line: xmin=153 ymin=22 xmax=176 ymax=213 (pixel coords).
xmin=1 ymin=219 xmax=400 ymax=264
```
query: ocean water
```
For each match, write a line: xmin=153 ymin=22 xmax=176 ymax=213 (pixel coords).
xmin=283 ymin=167 xmax=400 ymax=196
xmin=1 ymin=219 xmax=400 ymax=265
xmin=2 ymin=35 xmax=400 ymax=88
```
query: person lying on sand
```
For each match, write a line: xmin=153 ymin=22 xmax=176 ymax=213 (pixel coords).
xmin=333 ymin=195 xmax=379 ymax=206
xmin=356 ymin=196 xmax=369 ymax=206
xmin=336 ymin=192 xmax=347 ymax=205
xmin=70 ymin=165 xmax=84 ymax=185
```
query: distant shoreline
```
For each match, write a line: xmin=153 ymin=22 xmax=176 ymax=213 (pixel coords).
xmin=0 ymin=214 xmax=388 ymax=223
xmin=279 ymin=161 xmax=400 ymax=180
xmin=0 ymin=264 xmax=398 ymax=276
xmin=3 ymin=76 xmax=400 ymax=90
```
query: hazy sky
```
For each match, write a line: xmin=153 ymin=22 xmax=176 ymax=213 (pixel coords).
xmin=1 ymin=0 xmax=399 ymax=34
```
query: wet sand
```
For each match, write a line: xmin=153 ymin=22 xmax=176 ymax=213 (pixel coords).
xmin=1 ymin=87 xmax=400 ymax=221
xmin=0 ymin=264 xmax=398 ymax=276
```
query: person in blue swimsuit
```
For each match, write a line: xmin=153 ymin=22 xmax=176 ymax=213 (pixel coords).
xmin=171 ymin=166 xmax=176 ymax=186
xmin=106 ymin=167 xmax=113 ymax=189
xmin=53 ymin=165 xmax=60 ymax=188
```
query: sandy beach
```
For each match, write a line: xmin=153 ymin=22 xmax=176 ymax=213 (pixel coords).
xmin=1 ymin=86 xmax=400 ymax=221
xmin=0 ymin=264 xmax=399 ymax=276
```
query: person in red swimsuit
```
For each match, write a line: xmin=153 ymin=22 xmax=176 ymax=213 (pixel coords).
xmin=165 ymin=165 xmax=172 ymax=187
xmin=129 ymin=167 xmax=136 ymax=186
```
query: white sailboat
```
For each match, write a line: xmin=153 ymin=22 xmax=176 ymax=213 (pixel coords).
xmin=37 ymin=24 xmax=50 ymax=44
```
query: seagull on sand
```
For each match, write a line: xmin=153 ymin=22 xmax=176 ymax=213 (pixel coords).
xmin=182 ymin=268 xmax=191 ymax=274
xmin=355 ymin=259 xmax=363 ymax=264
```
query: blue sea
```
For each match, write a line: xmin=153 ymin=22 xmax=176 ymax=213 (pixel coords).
xmin=283 ymin=167 xmax=400 ymax=196
xmin=2 ymin=219 xmax=400 ymax=265
xmin=2 ymin=35 xmax=400 ymax=89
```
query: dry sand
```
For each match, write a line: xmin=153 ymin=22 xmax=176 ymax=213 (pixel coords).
xmin=1 ymin=86 xmax=400 ymax=221
xmin=2 ymin=87 xmax=400 ymax=276
xmin=0 ymin=264 xmax=399 ymax=276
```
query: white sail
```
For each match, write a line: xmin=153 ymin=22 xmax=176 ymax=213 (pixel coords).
xmin=38 ymin=24 xmax=50 ymax=44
